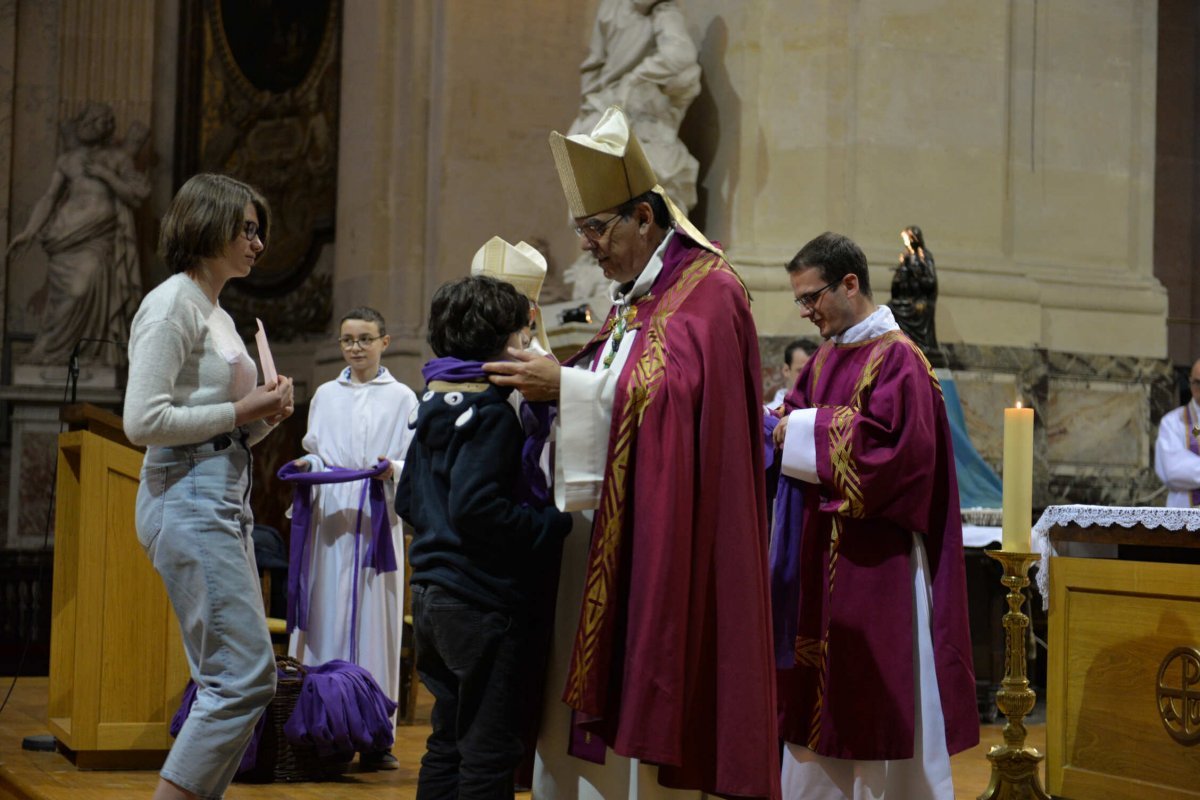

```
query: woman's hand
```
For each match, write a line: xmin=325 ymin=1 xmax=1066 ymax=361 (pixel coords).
xmin=290 ymin=457 xmax=311 ymax=472
xmin=235 ymin=375 xmax=295 ymax=426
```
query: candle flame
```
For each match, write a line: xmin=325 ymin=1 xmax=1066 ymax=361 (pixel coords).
xmin=1015 ymin=399 xmax=1023 ymax=409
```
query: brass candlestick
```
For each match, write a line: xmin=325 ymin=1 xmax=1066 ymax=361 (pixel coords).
xmin=978 ymin=550 xmax=1049 ymax=800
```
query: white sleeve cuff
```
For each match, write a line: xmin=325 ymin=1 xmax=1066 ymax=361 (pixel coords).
xmin=554 ymin=366 xmax=613 ymax=511
xmin=781 ymin=408 xmax=819 ymax=484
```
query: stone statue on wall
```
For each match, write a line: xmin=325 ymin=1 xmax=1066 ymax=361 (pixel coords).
xmin=6 ymin=102 xmax=150 ymax=366
xmin=889 ymin=225 xmax=940 ymax=356
xmin=564 ymin=0 xmax=702 ymax=301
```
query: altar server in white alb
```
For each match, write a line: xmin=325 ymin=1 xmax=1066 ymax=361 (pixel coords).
xmin=1155 ymin=357 xmax=1200 ymax=507
xmin=287 ymin=306 xmax=418 ymax=769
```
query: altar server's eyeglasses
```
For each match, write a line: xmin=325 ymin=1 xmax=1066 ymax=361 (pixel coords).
xmin=242 ymin=221 xmax=262 ymax=242
xmin=794 ymin=280 xmax=841 ymax=310
xmin=338 ymin=335 xmax=384 ymax=349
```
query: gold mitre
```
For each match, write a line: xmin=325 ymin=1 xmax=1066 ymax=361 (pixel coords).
xmin=471 ymin=236 xmax=550 ymax=352
xmin=549 ymin=106 xmax=657 ymax=217
xmin=549 ymin=106 xmax=720 ymax=254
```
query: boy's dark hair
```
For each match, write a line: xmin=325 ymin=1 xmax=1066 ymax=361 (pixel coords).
xmin=428 ymin=275 xmax=529 ymax=360
xmin=784 ymin=338 xmax=817 ymax=365
xmin=341 ymin=306 xmax=387 ymax=335
xmin=785 ymin=231 xmax=872 ymax=298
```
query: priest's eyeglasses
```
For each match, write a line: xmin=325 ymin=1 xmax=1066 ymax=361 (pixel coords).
xmin=338 ymin=335 xmax=384 ymax=350
xmin=794 ymin=279 xmax=841 ymax=310
xmin=573 ymin=214 xmax=622 ymax=242
xmin=242 ymin=221 xmax=262 ymax=242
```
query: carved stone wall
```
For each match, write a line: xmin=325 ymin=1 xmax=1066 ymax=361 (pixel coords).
xmin=176 ymin=0 xmax=341 ymax=343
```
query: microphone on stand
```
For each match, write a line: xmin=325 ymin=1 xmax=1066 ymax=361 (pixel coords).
xmin=65 ymin=338 xmax=127 ymax=405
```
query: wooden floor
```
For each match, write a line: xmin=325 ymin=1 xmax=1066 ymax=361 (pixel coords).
xmin=0 ymin=677 xmax=1043 ymax=798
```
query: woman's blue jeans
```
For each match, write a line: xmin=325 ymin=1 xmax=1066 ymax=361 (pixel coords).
xmin=135 ymin=434 xmax=276 ymax=800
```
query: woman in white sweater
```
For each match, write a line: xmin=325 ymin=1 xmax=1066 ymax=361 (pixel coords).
xmin=124 ymin=173 xmax=294 ymax=800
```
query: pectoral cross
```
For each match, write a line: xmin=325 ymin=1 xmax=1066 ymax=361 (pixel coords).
xmin=602 ymin=305 xmax=639 ymax=369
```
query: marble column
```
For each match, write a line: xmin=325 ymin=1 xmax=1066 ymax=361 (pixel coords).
xmin=57 ymin=0 xmax=156 ymax=132
xmin=332 ymin=0 xmax=436 ymax=387
xmin=333 ymin=0 xmax=597 ymax=388
xmin=0 ymin=0 xmax=16 ymax=342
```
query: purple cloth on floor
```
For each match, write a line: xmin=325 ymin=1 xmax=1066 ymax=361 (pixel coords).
xmin=421 ymin=357 xmax=487 ymax=383
xmin=769 ymin=475 xmax=806 ymax=668
xmin=168 ymin=681 xmax=197 ymax=739
xmin=283 ymin=659 xmax=398 ymax=759
xmin=168 ymin=667 xmax=277 ymax=775
xmin=278 ymin=459 xmax=394 ymax=633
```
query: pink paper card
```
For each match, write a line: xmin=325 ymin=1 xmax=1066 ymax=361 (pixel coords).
xmin=255 ymin=318 xmax=277 ymax=385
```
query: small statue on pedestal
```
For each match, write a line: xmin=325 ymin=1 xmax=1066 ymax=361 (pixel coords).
xmin=6 ymin=102 xmax=150 ymax=367
xmin=889 ymin=225 xmax=941 ymax=361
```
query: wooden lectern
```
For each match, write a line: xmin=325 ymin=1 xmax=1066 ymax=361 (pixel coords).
xmin=47 ymin=404 xmax=188 ymax=768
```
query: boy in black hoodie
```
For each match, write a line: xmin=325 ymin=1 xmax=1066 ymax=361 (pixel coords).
xmin=397 ymin=275 xmax=571 ymax=800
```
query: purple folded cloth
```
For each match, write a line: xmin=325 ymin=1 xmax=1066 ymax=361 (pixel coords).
xmin=283 ymin=659 xmax=398 ymax=759
xmin=518 ymin=400 xmax=556 ymax=506
xmin=763 ymin=412 xmax=780 ymax=471
xmin=769 ymin=475 xmax=806 ymax=668
xmin=278 ymin=459 xmax=394 ymax=638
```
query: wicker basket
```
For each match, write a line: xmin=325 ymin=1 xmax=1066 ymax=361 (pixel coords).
xmin=237 ymin=656 xmax=345 ymax=783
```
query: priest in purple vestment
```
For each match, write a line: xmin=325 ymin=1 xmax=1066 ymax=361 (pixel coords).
xmin=485 ymin=106 xmax=780 ymax=800
xmin=770 ymin=232 xmax=978 ymax=799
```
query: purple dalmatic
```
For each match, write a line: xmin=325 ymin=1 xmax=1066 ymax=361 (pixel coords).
xmin=773 ymin=331 xmax=979 ymax=761
xmin=278 ymin=459 xmax=394 ymax=657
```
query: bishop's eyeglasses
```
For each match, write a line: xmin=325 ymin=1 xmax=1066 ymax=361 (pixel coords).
xmin=573 ymin=214 xmax=622 ymax=242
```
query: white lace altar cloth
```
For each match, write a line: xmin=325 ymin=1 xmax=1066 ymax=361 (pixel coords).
xmin=1032 ymin=505 xmax=1200 ymax=607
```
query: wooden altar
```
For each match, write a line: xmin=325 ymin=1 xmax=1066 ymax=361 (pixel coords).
xmin=1043 ymin=512 xmax=1200 ymax=799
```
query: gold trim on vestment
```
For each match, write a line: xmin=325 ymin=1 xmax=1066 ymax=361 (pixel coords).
xmin=808 ymin=341 xmax=835 ymax=397
xmin=564 ymin=250 xmax=727 ymax=708
xmin=800 ymin=328 xmax=943 ymax=751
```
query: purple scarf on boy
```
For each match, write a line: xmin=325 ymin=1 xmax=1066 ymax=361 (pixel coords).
xmin=421 ymin=356 xmax=555 ymax=506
